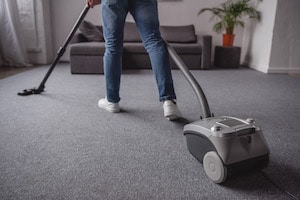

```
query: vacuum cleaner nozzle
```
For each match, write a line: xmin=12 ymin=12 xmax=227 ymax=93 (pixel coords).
xmin=17 ymin=87 xmax=44 ymax=96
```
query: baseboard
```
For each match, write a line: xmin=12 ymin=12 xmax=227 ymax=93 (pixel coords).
xmin=247 ymin=63 xmax=269 ymax=74
xmin=246 ymin=62 xmax=300 ymax=74
xmin=267 ymin=67 xmax=300 ymax=74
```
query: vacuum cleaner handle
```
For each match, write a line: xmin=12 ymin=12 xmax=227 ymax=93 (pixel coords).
xmin=18 ymin=5 xmax=90 ymax=96
xmin=38 ymin=5 xmax=90 ymax=91
xmin=57 ymin=5 xmax=90 ymax=58
xmin=164 ymin=41 xmax=212 ymax=118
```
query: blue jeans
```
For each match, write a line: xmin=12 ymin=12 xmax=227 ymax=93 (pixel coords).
xmin=101 ymin=0 xmax=176 ymax=103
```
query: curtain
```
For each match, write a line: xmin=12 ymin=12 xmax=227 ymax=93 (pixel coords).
xmin=0 ymin=0 xmax=30 ymax=67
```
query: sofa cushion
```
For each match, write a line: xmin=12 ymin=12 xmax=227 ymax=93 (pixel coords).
xmin=123 ymin=43 xmax=146 ymax=53
xmin=124 ymin=22 xmax=142 ymax=42
xmin=170 ymin=43 xmax=202 ymax=54
xmin=160 ymin=25 xmax=197 ymax=43
xmin=79 ymin=20 xmax=104 ymax=42
xmin=123 ymin=42 xmax=201 ymax=54
xmin=70 ymin=42 xmax=106 ymax=55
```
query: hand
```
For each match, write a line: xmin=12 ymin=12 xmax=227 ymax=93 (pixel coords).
xmin=86 ymin=0 xmax=101 ymax=8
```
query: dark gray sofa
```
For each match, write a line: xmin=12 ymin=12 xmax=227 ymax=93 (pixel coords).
xmin=70 ymin=21 xmax=212 ymax=74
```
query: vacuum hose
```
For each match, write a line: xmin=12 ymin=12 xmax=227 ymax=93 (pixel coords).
xmin=164 ymin=41 xmax=212 ymax=118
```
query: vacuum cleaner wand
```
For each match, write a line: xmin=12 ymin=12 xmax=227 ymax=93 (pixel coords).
xmin=165 ymin=41 xmax=212 ymax=118
xmin=18 ymin=5 xmax=90 ymax=96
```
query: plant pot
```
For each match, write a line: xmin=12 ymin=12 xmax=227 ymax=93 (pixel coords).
xmin=223 ymin=34 xmax=235 ymax=46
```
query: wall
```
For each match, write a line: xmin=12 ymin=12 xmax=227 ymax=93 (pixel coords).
xmin=243 ymin=0 xmax=300 ymax=74
xmin=17 ymin=0 xmax=38 ymax=51
xmin=50 ymin=0 xmax=86 ymax=62
xmin=17 ymin=0 xmax=53 ymax=64
xmin=31 ymin=0 xmax=53 ymax=64
xmin=269 ymin=0 xmax=300 ymax=73
xmin=242 ymin=0 xmax=277 ymax=73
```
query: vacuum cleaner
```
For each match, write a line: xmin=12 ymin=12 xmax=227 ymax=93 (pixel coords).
xmin=165 ymin=42 xmax=270 ymax=183
xmin=17 ymin=3 xmax=270 ymax=184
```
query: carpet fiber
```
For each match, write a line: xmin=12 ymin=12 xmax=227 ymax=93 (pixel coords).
xmin=0 ymin=63 xmax=299 ymax=200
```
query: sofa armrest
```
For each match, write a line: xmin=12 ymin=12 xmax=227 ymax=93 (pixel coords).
xmin=197 ymin=35 xmax=212 ymax=69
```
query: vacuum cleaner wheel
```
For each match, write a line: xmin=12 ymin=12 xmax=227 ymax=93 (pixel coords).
xmin=203 ymin=151 xmax=227 ymax=183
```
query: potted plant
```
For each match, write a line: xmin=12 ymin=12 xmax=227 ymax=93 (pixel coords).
xmin=198 ymin=0 xmax=262 ymax=46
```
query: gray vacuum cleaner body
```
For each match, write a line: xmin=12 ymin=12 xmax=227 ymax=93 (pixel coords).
xmin=165 ymin=41 xmax=270 ymax=183
xmin=184 ymin=116 xmax=270 ymax=183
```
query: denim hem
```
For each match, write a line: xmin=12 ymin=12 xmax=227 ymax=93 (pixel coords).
xmin=107 ymin=97 xmax=121 ymax=103
xmin=160 ymin=96 xmax=176 ymax=102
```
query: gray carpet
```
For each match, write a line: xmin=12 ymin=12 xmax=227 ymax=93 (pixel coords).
xmin=0 ymin=63 xmax=299 ymax=200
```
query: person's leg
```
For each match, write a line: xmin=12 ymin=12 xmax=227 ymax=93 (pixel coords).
xmin=129 ymin=0 xmax=176 ymax=102
xmin=101 ymin=0 xmax=129 ymax=103
xmin=129 ymin=0 xmax=181 ymax=120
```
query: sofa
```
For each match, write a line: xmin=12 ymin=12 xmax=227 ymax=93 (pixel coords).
xmin=70 ymin=21 xmax=212 ymax=74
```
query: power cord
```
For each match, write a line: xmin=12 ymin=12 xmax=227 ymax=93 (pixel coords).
xmin=260 ymin=171 xmax=299 ymax=200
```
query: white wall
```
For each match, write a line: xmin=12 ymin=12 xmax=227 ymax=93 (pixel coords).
xmin=242 ymin=0 xmax=300 ymax=74
xmin=17 ymin=0 xmax=53 ymax=64
xmin=17 ymin=0 xmax=38 ymax=51
xmin=50 ymin=0 xmax=97 ymax=61
xmin=269 ymin=0 xmax=300 ymax=73
xmin=242 ymin=0 xmax=277 ymax=73
xmin=32 ymin=0 xmax=53 ymax=64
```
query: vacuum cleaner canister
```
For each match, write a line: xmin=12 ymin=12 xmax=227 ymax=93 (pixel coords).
xmin=165 ymin=41 xmax=269 ymax=184
xmin=184 ymin=116 xmax=270 ymax=183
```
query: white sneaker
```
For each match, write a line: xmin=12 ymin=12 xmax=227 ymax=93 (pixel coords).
xmin=163 ymin=100 xmax=182 ymax=121
xmin=98 ymin=98 xmax=120 ymax=113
